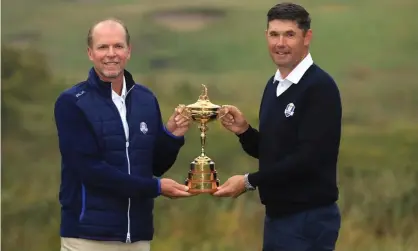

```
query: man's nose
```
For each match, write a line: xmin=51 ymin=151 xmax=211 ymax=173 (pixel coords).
xmin=107 ymin=47 xmax=116 ymax=56
xmin=276 ymin=35 xmax=285 ymax=47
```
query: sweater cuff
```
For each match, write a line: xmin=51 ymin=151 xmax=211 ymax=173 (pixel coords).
xmin=236 ymin=125 xmax=257 ymax=141
xmin=156 ymin=178 xmax=162 ymax=196
xmin=247 ymin=172 xmax=262 ymax=188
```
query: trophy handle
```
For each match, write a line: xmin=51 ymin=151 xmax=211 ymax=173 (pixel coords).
xmin=177 ymin=104 xmax=192 ymax=120
xmin=217 ymin=105 xmax=228 ymax=119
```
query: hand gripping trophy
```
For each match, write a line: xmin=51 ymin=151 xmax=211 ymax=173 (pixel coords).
xmin=177 ymin=84 xmax=226 ymax=194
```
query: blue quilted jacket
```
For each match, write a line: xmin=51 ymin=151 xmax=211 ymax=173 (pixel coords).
xmin=54 ymin=68 xmax=184 ymax=242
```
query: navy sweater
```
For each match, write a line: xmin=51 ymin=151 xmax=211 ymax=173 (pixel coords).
xmin=239 ymin=64 xmax=342 ymax=218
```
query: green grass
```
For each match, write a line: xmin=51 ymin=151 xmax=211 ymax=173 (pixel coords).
xmin=2 ymin=0 xmax=418 ymax=250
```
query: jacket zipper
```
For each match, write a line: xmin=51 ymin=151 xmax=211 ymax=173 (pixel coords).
xmin=126 ymin=141 xmax=131 ymax=243
xmin=125 ymin=85 xmax=134 ymax=243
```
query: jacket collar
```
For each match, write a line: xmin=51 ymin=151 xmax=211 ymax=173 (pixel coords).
xmin=87 ymin=67 xmax=136 ymax=98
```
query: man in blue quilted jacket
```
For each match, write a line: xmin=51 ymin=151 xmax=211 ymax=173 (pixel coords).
xmin=54 ymin=18 xmax=192 ymax=251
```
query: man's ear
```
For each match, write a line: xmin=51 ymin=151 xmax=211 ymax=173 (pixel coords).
xmin=127 ymin=45 xmax=132 ymax=60
xmin=87 ymin=47 xmax=93 ymax=61
xmin=304 ymin=29 xmax=313 ymax=46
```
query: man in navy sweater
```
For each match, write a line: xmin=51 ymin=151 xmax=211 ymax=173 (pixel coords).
xmin=213 ymin=3 xmax=342 ymax=251
xmin=55 ymin=18 xmax=192 ymax=251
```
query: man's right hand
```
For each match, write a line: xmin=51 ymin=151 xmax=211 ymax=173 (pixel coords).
xmin=160 ymin=178 xmax=193 ymax=199
xmin=218 ymin=105 xmax=249 ymax=135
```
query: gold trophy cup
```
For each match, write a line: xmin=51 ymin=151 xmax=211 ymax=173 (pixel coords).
xmin=178 ymin=84 xmax=224 ymax=194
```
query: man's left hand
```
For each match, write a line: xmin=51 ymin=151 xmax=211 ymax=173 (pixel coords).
xmin=166 ymin=105 xmax=192 ymax=137
xmin=212 ymin=175 xmax=246 ymax=198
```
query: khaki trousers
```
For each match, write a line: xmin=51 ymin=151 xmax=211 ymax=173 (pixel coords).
xmin=60 ymin=237 xmax=151 ymax=251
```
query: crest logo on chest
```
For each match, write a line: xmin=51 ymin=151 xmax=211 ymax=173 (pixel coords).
xmin=140 ymin=122 xmax=148 ymax=134
xmin=284 ymin=103 xmax=295 ymax=117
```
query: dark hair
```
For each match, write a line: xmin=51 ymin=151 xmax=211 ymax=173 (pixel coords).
xmin=267 ymin=2 xmax=311 ymax=32
xmin=87 ymin=18 xmax=131 ymax=47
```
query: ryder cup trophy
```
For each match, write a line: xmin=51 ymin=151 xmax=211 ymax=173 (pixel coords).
xmin=177 ymin=84 xmax=225 ymax=194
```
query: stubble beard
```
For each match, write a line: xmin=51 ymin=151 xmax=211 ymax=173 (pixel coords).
xmin=100 ymin=68 xmax=123 ymax=80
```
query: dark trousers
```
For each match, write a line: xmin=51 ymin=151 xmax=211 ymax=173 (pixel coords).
xmin=262 ymin=203 xmax=341 ymax=251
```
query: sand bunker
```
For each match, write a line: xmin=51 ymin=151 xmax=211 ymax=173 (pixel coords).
xmin=151 ymin=8 xmax=226 ymax=32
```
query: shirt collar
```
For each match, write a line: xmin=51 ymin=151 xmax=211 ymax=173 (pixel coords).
xmin=274 ymin=53 xmax=313 ymax=84
xmin=111 ymin=76 xmax=127 ymax=99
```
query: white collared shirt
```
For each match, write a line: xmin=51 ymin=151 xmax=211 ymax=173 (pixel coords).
xmin=112 ymin=77 xmax=129 ymax=140
xmin=274 ymin=53 xmax=313 ymax=97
